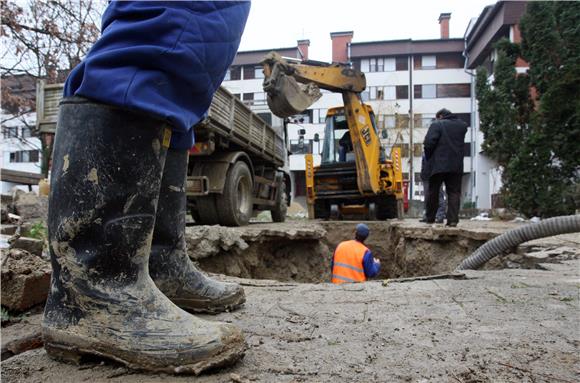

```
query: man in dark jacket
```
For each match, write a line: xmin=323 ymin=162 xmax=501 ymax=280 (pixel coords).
xmin=423 ymin=109 xmax=468 ymax=226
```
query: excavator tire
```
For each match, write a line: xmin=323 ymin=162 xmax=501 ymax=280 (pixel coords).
xmin=377 ymin=195 xmax=398 ymax=220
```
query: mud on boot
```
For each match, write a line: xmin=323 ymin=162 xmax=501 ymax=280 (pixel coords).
xmin=43 ymin=98 xmax=246 ymax=374
xmin=149 ymin=148 xmax=245 ymax=314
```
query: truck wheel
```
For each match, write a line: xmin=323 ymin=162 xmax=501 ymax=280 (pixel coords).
xmin=271 ymin=180 xmax=287 ymax=222
xmin=216 ymin=161 xmax=253 ymax=226
xmin=377 ymin=195 xmax=398 ymax=220
xmin=195 ymin=195 xmax=220 ymax=225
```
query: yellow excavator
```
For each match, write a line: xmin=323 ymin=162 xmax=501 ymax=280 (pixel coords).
xmin=262 ymin=52 xmax=404 ymax=220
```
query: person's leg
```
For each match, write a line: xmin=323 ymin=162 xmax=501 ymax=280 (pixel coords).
xmin=435 ymin=184 xmax=447 ymax=223
xmin=420 ymin=180 xmax=430 ymax=221
xmin=426 ymin=173 xmax=444 ymax=223
xmin=445 ymin=172 xmax=462 ymax=226
xmin=149 ymin=148 xmax=245 ymax=313
xmin=43 ymin=98 xmax=246 ymax=373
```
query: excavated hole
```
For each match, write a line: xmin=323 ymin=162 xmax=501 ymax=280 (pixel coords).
xmin=190 ymin=222 xmax=574 ymax=284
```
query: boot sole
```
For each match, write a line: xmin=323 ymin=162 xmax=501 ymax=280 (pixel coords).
xmin=44 ymin=329 xmax=246 ymax=375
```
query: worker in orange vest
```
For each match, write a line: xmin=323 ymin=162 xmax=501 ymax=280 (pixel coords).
xmin=331 ymin=223 xmax=381 ymax=284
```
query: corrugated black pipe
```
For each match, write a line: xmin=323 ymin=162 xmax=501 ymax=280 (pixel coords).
xmin=456 ymin=215 xmax=580 ymax=270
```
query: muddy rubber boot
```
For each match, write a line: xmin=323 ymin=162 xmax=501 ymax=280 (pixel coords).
xmin=149 ymin=148 xmax=245 ymax=313
xmin=43 ymin=98 xmax=246 ymax=374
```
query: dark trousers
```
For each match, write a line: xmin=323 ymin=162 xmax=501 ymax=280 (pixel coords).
xmin=426 ymin=172 xmax=462 ymax=224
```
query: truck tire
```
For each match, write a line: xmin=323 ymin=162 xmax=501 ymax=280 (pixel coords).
xmin=377 ymin=194 xmax=398 ymax=220
xmin=271 ymin=180 xmax=287 ymax=222
xmin=195 ymin=195 xmax=220 ymax=225
xmin=216 ymin=161 xmax=253 ymax=226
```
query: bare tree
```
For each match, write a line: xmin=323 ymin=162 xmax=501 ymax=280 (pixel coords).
xmin=1 ymin=0 xmax=106 ymax=175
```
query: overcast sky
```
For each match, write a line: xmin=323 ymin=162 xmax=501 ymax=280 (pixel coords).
xmin=238 ymin=0 xmax=495 ymax=61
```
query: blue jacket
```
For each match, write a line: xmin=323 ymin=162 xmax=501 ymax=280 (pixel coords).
xmin=64 ymin=1 xmax=250 ymax=149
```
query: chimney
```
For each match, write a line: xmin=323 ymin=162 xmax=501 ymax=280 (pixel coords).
xmin=297 ymin=39 xmax=310 ymax=60
xmin=330 ymin=31 xmax=353 ymax=63
xmin=439 ymin=13 xmax=451 ymax=39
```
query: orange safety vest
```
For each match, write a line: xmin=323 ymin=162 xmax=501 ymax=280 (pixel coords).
xmin=331 ymin=240 xmax=368 ymax=284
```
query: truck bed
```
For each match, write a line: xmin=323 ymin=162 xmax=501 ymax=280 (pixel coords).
xmin=36 ymin=82 xmax=285 ymax=167
xmin=197 ymin=86 xmax=285 ymax=167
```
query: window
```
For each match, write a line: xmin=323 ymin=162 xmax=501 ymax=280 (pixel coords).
xmin=396 ymin=114 xmax=409 ymax=129
xmin=242 ymin=93 xmax=254 ymax=105
xmin=464 ymin=142 xmax=472 ymax=157
xmin=257 ymin=112 xmax=272 ymax=125
xmin=414 ymin=172 xmax=422 ymax=183
xmin=414 ymin=84 xmax=436 ymax=99
xmin=290 ymin=139 xmax=313 ymax=155
xmin=230 ymin=66 xmax=241 ymax=80
xmin=361 ymin=57 xmax=394 ymax=73
xmin=414 ymin=113 xmax=436 ymax=128
xmin=400 ymin=144 xmax=410 ymax=157
xmin=436 ymin=53 xmax=464 ymax=69
xmin=9 ymin=150 xmax=39 ymax=163
xmin=396 ymin=85 xmax=408 ymax=99
xmin=21 ymin=127 xmax=33 ymax=138
xmin=377 ymin=114 xmax=398 ymax=129
xmin=243 ymin=65 xmax=255 ymax=80
xmin=395 ymin=57 xmax=408 ymax=71
xmin=318 ymin=109 xmax=327 ymax=123
xmin=254 ymin=92 xmax=266 ymax=104
xmin=289 ymin=111 xmax=311 ymax=124
xmin=413 ymin=144 xmax=423 ymax=157
xmin=254 ymin=66 xmax=264 ymax=79
xmin=422 ymin=55 xmax=436 ymax=69
xmin=223 ymin=69 xmax=231 ymax=81
xmin=233 ymin=93 xmax=241 ymax=100
xmin=384 ymin=58 xmax=396 ymax=71
xmin=3 ymin=127 xmax=18 ymax=138
xmin=436 ymin=84 xmax=471 ymax=98
xmin=402 ymin=172 xmax=409 ymax=181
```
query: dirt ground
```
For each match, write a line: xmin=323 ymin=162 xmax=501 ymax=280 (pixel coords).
xmin=2 ymin=219 xmax=579 ymax=382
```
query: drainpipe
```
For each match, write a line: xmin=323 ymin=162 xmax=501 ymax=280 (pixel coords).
xmin=408 ymin=55 xmax=414 ymax=200
xmin=463 ymin=40 xmax=476 ymax=207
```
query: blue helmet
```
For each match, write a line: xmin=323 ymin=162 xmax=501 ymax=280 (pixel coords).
xmin=355 ymin=223 xmax=370 ymax=239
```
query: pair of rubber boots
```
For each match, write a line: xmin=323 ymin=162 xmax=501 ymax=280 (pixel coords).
xmin=43 ymin=98 xmax=246 ymax=374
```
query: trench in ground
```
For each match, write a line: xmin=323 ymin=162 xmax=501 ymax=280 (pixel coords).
xmin=193 ymin=222 xmax=567 ymax=283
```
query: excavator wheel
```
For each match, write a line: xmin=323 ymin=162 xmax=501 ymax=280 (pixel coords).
xmin=329 ymin=204 xmax=341 ymax=220
xmin=367 ymin=202 xmax=377 ymax=220
xmin=377 ymin=195 xmax=398 ymax=220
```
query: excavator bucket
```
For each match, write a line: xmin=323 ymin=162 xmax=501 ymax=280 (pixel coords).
xmin=266 ymin=73 xmax=321 ymax=118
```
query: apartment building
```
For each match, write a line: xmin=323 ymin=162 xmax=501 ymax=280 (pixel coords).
xmin=464 ymin=1 xmax=528 ymax=209
xmin=345 ymin=14 xmax=473 ymax=203
xmin=223 ymin=15 xmax=475 ymax=203
xmin=0 ymin=75 xmax=42 ymax=193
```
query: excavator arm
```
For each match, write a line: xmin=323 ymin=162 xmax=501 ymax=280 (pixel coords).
xmin=262 ymin=52 xmax=382 ymax=194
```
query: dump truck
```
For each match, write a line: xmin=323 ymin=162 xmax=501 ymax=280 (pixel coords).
xmin=36 ymin=81 xmax=291 ymax=226
xmin=262 ymin=52 xmax=404 ymax=220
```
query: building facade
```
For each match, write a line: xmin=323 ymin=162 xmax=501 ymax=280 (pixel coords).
xmin=464 ymin=1 xmax=528 ymax=209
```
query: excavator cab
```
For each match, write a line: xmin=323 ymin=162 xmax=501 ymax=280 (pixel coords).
xmin=322 ymin=106 xmax=378 ymax=165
